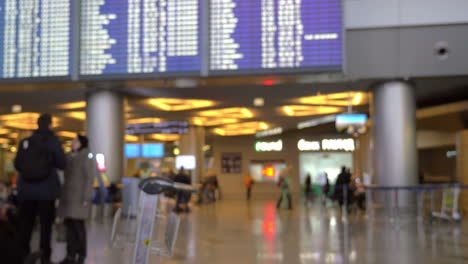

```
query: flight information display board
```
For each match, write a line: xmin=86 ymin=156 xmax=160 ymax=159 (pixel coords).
xmin=0 ymin=0 xmax=74 ymax=80
xmin=80 ymin=0 xmax=202 ymax=78
xmin=210 ymin=0 xmax=342 ymax=74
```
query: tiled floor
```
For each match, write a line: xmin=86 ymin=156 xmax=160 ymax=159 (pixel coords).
xmin=46 ymin=200 xmax=468 ymax=264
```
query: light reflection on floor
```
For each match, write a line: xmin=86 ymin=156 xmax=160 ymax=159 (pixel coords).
xmin=47 ymin=200 xmax=468 ymax=264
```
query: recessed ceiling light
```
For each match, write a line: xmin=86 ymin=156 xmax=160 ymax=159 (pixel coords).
xmin=65 ymin=112 xmax=86 ymax=120
xmin=57 ymin=101 xmax=86 ymax=110
xmin=148 ymin=98 xmax=215 ymax=111
xmin=148 ymin=134 xmax=180 ymax=141
xmin=296 ymin=92 xmax=368 ymax=106
xmin=281 ymin=105 xmax=344 ymax=117
xmin=128 ymin=118 xmax=163 ymax=124
xmin=253 ymin=98 xmax=265 ymax=107
xmin=12 ymin=105 xmax=22 ymax=113
xmin=57 ymin=131 xmax=78 ymax=139
xmin=213 ymin=122 xmax=270 ymax=136
xmin=198 ymin=107 xmax=254 ymax=119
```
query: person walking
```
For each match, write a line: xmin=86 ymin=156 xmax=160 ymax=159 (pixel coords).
xmin=335 ymin=166 xmax=352 ymax=210
xmin=14 ymin=114 xmax=66 ymax=264
xmin=174 ymin=167 xmax=192 ymax=213
xmin=304 ymin=174 xmax=312 ymax=205
xmin=58 ymin=135 xmax=96 ymax=264
xmin=244 ymin=173 xmax=254 ymax=200
xmin=276 ymin=170 xmax=293 ymax=210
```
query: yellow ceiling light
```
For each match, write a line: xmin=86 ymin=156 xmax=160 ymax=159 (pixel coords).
xmin=214 ymin=122 xmax=270 ymax=136
xmin=352 ymin=93 xmax=363 ymax=105
xmin=297 ymin=92 xmax=368 ymax=106
xmin=126 ymin=135 xmax=139 ymax=142
xmin=0 ymin=112 xmax=40 ymax=121
xmin=65 ymin=112 xmax=86 ymax=120
xmin=57 ymin=101 xmax=86 ymax=110
xmin=57 ymin=131 xmax=78 ymax=139
xmin=148 ymin=134 xmax=180 ymax=141
xmin=0 ymin=113 xmax=61 ymax=130
xmin=191 ymin=117 xmax=239 ymax=127
xmin=198 ymin=107 xmax=255 ymax=119
xmin=241 ymin=108 xmax=254 ymax=118
xmin=148 ymin=98 xmax=215 ymax=111
xmin=128 ymin=117 xmax=162 ymax=124
xmin=283 ymin=106 xmax=294 ymax=116
xmin=281 ymin=105 xmax=344 ymax=117
xmin=259 ymin=122 xmax=269 ymax=130
xmin=0 ymin=128 xmax=10 ymax=134
xmin=7 ymin=133 xmax=18 ymax=139
xmin=4 ymin=122 xmax=37 ymax=130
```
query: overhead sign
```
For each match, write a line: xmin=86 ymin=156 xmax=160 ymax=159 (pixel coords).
xmin=297 ymin=139 xmax=321 ymax=151
xmin=126 ymin=121 xmax=189 ymax=135
xmin=255 ymin=140 xmax=283 ymax=152
xmin=256 ymin=127 xmax=283 ymax=138
xmin=298 ymin=115 xmax=337 ymax=130
xmin=0 ymin=0 xmax=74 ymax=80
xmin=80 ymin=0 xmax=202 ymax=78
xmin=298 ymin=138 xmax=355 ymax=152
xmin=336 ymin=114 xmax=367 ymax=134
xmin=209 ymin=0 xmax=343 ymax=74
xmin=322 ymin=138 xmax=355 ymax=152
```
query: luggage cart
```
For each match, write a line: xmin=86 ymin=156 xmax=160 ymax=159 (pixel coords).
xmin=111 ymin=177 xmax=194 ymax=264
xmin=430 ymin=185 xmax=462 ymax=222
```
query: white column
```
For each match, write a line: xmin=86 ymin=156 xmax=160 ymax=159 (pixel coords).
xmin=86 ymin=89 xmax=126 ymax=183
xmin=373 ymin=81 xmax=417 ymax=186
xmin=373 ymin=81 xmax=417 ymax=208
xmin=179 ymin=126 xmax=205 ymax=184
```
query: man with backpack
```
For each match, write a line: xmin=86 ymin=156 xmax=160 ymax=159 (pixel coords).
xmin=14 ymin=114 xmax=66 ymax=264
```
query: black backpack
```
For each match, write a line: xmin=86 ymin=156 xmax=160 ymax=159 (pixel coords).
xmin=18 ymin=135 xmax=51 ymax=182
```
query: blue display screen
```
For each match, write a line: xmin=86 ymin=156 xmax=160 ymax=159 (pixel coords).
xmin=125 ymin=144 xmax=141 ymax=158
xmin=0 ymin=0 xmax=74 ymax=80
xmin=210 ymin=0 xmax=342 ymax=74
xmin=142 ymin=144 xmax=164 ymax=158
xmin=80 ymin=0 xmax=202 ymax=78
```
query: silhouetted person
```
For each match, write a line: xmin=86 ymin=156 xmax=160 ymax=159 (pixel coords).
xmin=277 ymin=171 xmax=293 ymax=210
xmin=14 ymin=114 xmax=66 ymax=264
xmin=335 ymin=166 xmax=352 ymax=209
xmin=244 ymin=173 xmax=254 ymax=200
xmin=174 ymin=168 xmax=192 ymax=212
xmin=304 ymin=174 xmax=312 ymax=204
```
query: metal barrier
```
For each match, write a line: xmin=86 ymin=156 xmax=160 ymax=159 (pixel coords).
xmin=111 ymin=177 xmax=194 ymax=264
xmin=362 ymin=184 xmax=466 ymax=223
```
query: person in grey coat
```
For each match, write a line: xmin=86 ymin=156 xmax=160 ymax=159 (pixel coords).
xmin=58 ymin=135 xmax=96 ymax=264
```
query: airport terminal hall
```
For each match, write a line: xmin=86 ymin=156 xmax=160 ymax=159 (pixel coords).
xmin=1 ymin=0 xmax=468 ymax=264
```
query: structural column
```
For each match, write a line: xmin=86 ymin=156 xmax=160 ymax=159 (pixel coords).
xmin=179 ymin=126 xmax=205 ymax=185
xmin=373 ymin=81 xmax=418 ymax=188
xmin=86 ymin=89 xmax=126 ymax=183
xmin=456 ymin=130 xmax=468 ymax=213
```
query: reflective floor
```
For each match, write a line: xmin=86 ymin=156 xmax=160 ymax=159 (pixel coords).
xmin=48 ymin=200 xmax=468 ymax=264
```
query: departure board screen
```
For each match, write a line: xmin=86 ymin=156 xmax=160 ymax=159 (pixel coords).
xmin=210 ymin=0 xmax=342 ymax=74
xmin=80 ymin=0 xmax=202 ymax=78
xmin=0 ymin=0 xmax=73 ymax=80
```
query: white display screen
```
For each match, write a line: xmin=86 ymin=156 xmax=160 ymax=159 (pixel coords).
xmin=176 ymin=155 xmax=196 ymax=170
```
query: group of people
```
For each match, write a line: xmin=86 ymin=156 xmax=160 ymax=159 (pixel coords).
xmin=1 ymin=114 xmax=96 ymax=264
xmin=303 ymin=166 xmax=366 ymax=211
xmin=244 ymin=169 xmax=294 ymax=210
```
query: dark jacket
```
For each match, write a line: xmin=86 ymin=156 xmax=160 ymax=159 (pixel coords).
xmin=174 ymin=173 xmax=191 ymax=185
xmin=14 ymin=129 xmax=66 ymax=201
xmin=58 ymin=148 xmax=96 ymax=220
